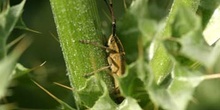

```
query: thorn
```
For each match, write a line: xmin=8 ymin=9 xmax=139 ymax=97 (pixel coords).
xmin=32 ymin=80 xmax=58 ymax=101
xmin=53 ymin=82 xmax=73 ymax=91
xmin=49 ymin=31 xmax=59 ymax=42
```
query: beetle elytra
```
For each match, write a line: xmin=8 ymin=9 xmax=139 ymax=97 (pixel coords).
xmin=80 ymin=0 xmax=125 ymax=88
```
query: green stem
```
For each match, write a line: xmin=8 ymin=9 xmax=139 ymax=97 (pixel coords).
xmin=49 ymin=0 xmax=113 ymax=90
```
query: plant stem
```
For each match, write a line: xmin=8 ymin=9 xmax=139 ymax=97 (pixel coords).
xmin=50 ymin=0 xmax=114 ymax=90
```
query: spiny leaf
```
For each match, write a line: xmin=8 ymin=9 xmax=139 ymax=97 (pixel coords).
xmin=12 ymin=61 xmax=46 ymax=79
xmin=15 ymin=17 xmax=41 ymax=34
xmin=118 ymin=97 xmax=142 ymax=110
xmin=146 ymin=1 xmax=211 ymax=110
xmin=166 ymin=3 xmax=220 ymax=71
xmin=0 ymin=37 xmax=31 ymax=98
xmin=151 ymin=1 xmax=220 ymax=110
xmin=77 ymin=76 xmax=107 ymax=108
xmin=148 ymin=65 xmax=204 ymax=110
xmin=148 ymin=0 xmax=201 ymax=85
xmin=91 ymin=80 xmax=117 ymax=110
xmin=0 ymin=0 xmax=26 ymax=58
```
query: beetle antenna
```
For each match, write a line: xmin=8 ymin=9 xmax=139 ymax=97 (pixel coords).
xmin=104 ymin=0 xmax=116 ymax=36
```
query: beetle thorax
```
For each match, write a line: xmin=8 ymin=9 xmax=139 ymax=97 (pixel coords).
xmin=107 ymin=34 xmax=120 ymax=53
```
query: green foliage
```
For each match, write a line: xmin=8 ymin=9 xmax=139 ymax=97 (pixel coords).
xmin=1 ymin=0 xmax=220 ymax=109
xmin=0 ymin=0 xmax=27 ymax=99
xmin=0 ymin=0 xmax=26 ymax=58
xmin=49 ymin=0 xmax=220 ymax=109
xmin=0 ymin=1 xmax=34 ymax=109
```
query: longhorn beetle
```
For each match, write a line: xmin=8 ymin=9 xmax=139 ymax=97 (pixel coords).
xmin=80 ymin=0 xmax=125 ymax=88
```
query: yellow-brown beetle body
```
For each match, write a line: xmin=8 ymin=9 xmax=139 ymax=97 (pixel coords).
xmin=81 ymin=0 xmax=125 ymax=89
xmin=107 ymin=34 xmax=125 ymax=87
xmin=107 ymin=34 xmax=125 ymax=76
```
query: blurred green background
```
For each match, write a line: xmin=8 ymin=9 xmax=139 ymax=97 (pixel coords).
xmin=7 ymin=0 xmax=72 ymax=109
xmin=3 ymin=0 xmax=220 ymax=110
xmin=6 ymin=0 xmax=127 ymax=109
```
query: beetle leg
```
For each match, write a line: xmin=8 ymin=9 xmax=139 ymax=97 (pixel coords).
xmin=107 ymin=56 xmax=119 ymax=73
xmin=83 ymin=65 xmax=111 ymax=78
xmin=79 ymin=40 xmax=117 ymax=53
